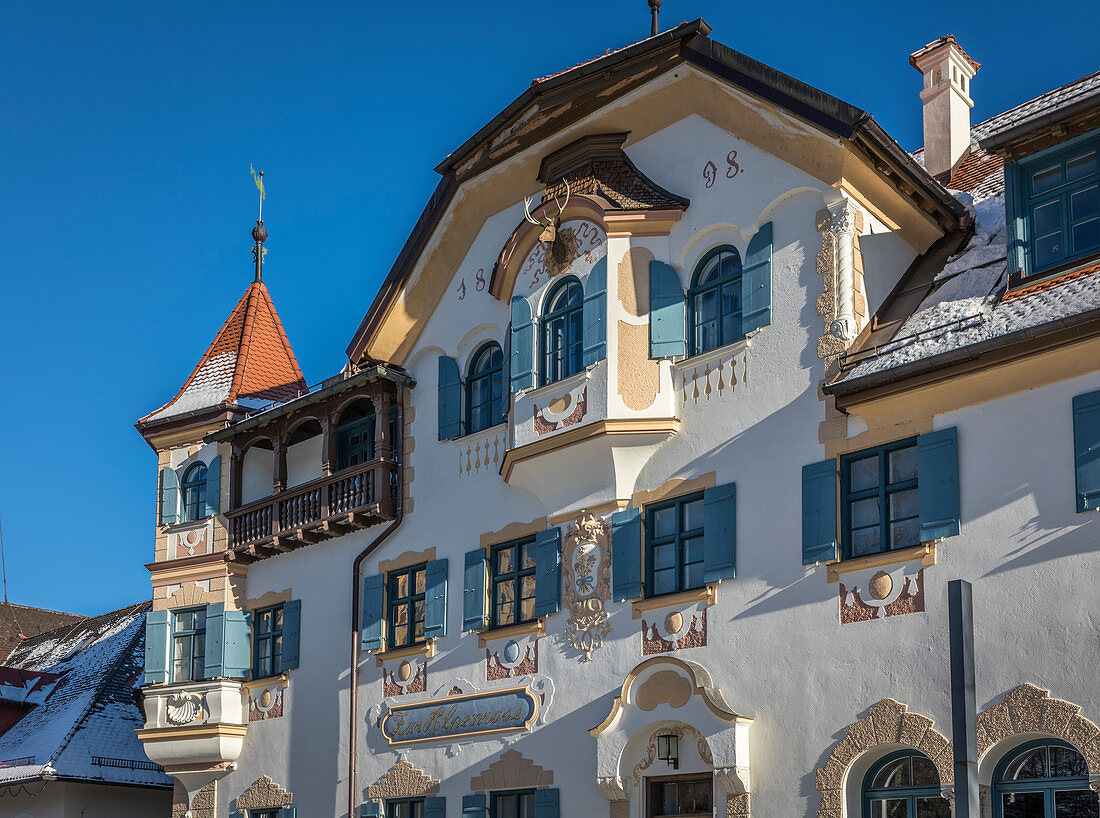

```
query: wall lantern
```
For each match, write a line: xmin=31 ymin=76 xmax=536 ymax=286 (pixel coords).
xmin=657 ymin=733 xmax=679 ymax=769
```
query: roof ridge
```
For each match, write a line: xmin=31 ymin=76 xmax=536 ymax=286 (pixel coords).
xmin=15 ymin=601 xmax=148 ymax=648
xmin=0 ymin=601 xmax=83 ymax=618
xmin=971 ymin=68 xmax=1100 ymax=133
xmin=228 ymin=281 xmax=264 ymax=401
xmin=45 ymin=608 xmax=146 ymax=771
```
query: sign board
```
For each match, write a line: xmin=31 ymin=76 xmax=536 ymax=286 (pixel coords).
xmin=380 ymin=685 xmax=539 ymax=747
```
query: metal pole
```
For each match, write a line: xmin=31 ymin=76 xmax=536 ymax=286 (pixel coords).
xmin=649 ymin=0 xmax=661 ymax=37
xmin=948 ymin=579 xmax=978 ymax=818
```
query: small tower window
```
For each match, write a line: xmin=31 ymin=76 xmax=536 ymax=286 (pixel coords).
xmin=540 ymin=276 xmax=584 ymax=385
xmin=467 ymin=342 xmax=504 ymax=433
xmin=181 ymin=463 xmax=208 ymax=522
xmin=688 ymin=245 xmax=744 ymax=356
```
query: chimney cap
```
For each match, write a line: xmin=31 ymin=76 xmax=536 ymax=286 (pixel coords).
xmin=909 ymin=35 xmax=980 ymax=73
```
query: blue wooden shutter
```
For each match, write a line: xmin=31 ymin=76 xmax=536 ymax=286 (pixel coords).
xmin=204 ymin=603 xmax=225 ymax=678
xmin=534 ymin=527 xmax=562 ymax=617
xmin=582 ymin=256 xmax=608 ymax=366
xmin=160 ymin=467 xmax=179 ymax=525
xmin=438 ymin=355 xmax=463 ymax=440
xmin=463 ymin=549 xmax=488 ymax=631
xmin=742 ymin=222 xmax=773 ymax=334
xmin=205 ymin=604 xmax=250 ymax=679
xmin=281 ymin=600 xmax=301 ymax=670
xmin=359 ymin=804 xmax=382 ymax=818
xmin=425 ymin=797 xmax=447 ymax=818
xmin=802 ymin=460 xmax=838 ymax=565
xmin=144 ymin=609 xmax=170 ymax=685
xmin=534 ymin=788 xmax=560 ymax=818
xmin=204 ymin=455 xmax=221 ymax=516
xmin=1073 ymin=390 xmax=1100 ymax=512
xmin=611 ymin=507 xmax=643 ymax=601
xmin=510 ymin=296 xmax=535 ymax=392
xmin=463 ymin=794 xmax=489 ymax=817
xmin=917 ymin=426 xmax=961 ymax=541
xmin=361 ymin=574 xmax=385 ymax=651
xmin=649 ymin=260 xmax=686 ymax=358
xmin=703 ymin=482 xmax=736 ymax=582
xmin=425 ymin=558 xmax=449 ymax=639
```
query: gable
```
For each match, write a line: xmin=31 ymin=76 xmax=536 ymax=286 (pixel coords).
xmin=351 ymin=60 xmax=956 ymax=367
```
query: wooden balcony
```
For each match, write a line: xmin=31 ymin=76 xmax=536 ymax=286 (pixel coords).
xmin=225 ymin=458 xmax=397 ymax=562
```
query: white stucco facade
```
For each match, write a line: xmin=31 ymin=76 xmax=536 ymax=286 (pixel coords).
xmin=133 ymin=23 xmax=1100 ymax=818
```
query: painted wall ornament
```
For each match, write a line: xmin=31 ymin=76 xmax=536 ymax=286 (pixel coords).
xmin=248 ymin=681 xmax=286 ymax=721
xmin=839 ymin=564 xmax=926 ymax=624
xmin=561 ymin=513 xmax=612 ymax=661
xmin=486 ymin=637 xmax=538 ymax=680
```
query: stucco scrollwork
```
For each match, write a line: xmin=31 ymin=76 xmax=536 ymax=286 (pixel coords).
xmin=561 ymin=513 xmax=612 ymax=661
xmin=815 ymin=699 xmax=952 ymax=818
xmin=367 ymin=760 xmax=440 ymax=803
xmin=632 ymin=724 xmax=713 ymax=788
xmin=232 ymin=775 xmax=293 ymax=811
xmin=977 ymin=684 xmax=1100 ymax=776
xmin=470 ymin=748 xmax=553 ymax=792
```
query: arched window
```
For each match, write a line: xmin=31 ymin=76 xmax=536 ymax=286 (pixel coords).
xmin=863 ymin=750 xmax=950 ymax=818
xmin=993 ymin=740 xmax=1097 ymax=818
xmin=541 ymin=276 xmax=584 ymax=385
xmin=689 ymin=246 xmax=743 ymax=355
xmin=467 ymin=342 xmax=504 ymax=433
xmin=181 ymin=463 xmax=208 ymax=522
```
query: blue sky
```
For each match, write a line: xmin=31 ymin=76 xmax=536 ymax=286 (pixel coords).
xmin=1 ymin=1 xmax=1095 ymax=616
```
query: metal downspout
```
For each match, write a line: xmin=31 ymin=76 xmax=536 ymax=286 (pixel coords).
xmin=348 ymin=383 xmax=405 ymax=818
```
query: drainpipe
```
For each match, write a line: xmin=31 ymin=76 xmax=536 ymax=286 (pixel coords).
xmin=348 ymin=383 xmax=405 ymax=818
xmin=827 ymin=198 xmax=860 ymax=342
xmin=948 ymin=579 xmax=978 ymax=818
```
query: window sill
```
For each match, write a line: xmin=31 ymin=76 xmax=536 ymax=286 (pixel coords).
xmin=826 ymin=542 xmax=937 ymax=583
xmin=161 ymin=518 xmax=212 ymax=534
xmin=631 ymin=584 xmax=716 ymax=619
xmin=242 ymin=673 xmax=288 ymax=691
xmin=373 ymin=640 xmax=435 ymax=667
xmin=477 ymin=618 xmax=545 ymax=648
xmin=453 ymin=421 xmax=507 ymax=444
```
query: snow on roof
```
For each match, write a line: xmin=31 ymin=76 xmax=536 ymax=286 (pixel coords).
xmin=835 ymin=69 xmax=1100 ymax=386
xmin=0 ymin=603 xmax=171 ymax=789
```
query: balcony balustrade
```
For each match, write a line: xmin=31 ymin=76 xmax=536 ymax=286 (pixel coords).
xmin=225 ymin=457 xmax=397 ymax=561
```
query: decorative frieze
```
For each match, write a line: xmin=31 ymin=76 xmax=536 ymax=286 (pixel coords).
xmin=533 ymin=384 xmax=588 ymax=435
xmin=977 ymin=684 xmax=1100 ymax=774
xmin=642 ymin=610 xmax=707 ymax=654
xmin=383 ymin=658 xmax=428 ymax=697
xmin=839 ymin=567 xmax=926 ymax=624
xmin=232 ymin=776 xmax=293 ymax=812
xmin=247 ymin=679 xmax=286 ymax=721
xmin=486 ymin=639 xmax=538 ymax=680
xmin=470 ymin=748 xmax=553 ymax=792
xmin=815 ymin=699 xmax=952 ymax=818
xmin=367 ymin=760 xmax=440 ymax=803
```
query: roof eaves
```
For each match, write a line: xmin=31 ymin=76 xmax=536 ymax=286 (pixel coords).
xmin=434 ymin=19 xmax=711 ymax=176
xmin=978 ymin=89 xmax=1100 ymax=152
xmin=824 ymin=305 xmax=1100 ymax=402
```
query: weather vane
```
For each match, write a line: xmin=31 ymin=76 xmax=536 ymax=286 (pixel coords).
xmin=250 ymin=164 xmax=268 ymax=282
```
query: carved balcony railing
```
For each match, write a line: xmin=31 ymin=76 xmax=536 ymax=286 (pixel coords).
xmin=225 ymin=458 xmax=398 ymax=561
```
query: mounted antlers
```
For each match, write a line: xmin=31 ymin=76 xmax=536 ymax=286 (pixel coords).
xmin=523 ymin=180 xmax=571 ymax=265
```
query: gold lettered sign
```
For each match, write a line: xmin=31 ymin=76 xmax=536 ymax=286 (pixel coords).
xmin=380 ymin=685 xmax=539 ymax=747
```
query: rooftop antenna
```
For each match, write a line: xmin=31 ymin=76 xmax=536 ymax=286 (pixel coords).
xmin=250 ymin=164 xmax=268 ymax=282
xmin=649 ymin=0 xmax=661 ymax=36
xmin=0 ymin=510 xmax=8 ymax=604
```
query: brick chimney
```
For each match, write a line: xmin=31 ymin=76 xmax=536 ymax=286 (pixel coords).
xmin=910 ymin=36 xmax=980 ymax=180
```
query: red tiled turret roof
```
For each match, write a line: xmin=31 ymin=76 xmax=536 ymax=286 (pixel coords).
xmin=140 ymin=280 xmax=307 ymax=423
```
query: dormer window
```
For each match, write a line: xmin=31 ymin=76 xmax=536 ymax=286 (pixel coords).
xmin=540 ymin=276 xmax=584 ymax=385
xmin=181 ymin=463 xmax=208 ymax=523
xmin=1008 ymin=129 xmax=1100 ymax=279
xmin=689 ymin=246 xmax=743 ymax=356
